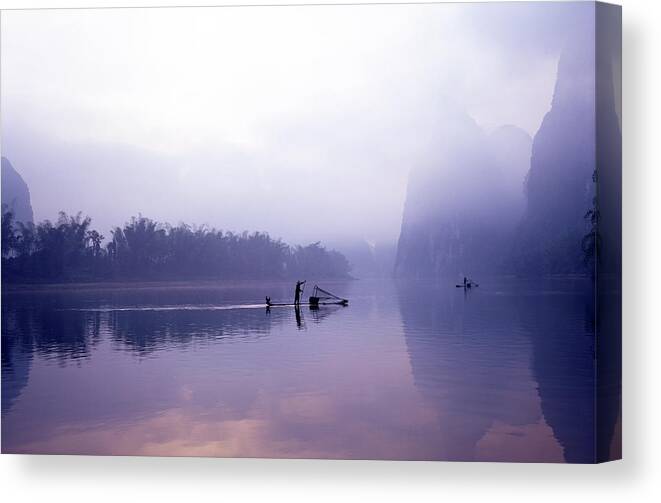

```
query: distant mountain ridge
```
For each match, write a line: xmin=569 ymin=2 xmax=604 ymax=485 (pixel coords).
xmin=396 ymin=27 xmax=620 ymax=278
xmin=512 ymin=22 xmax=620 ymax=276
xmin=1 ymin=157 xmax=34 ymax=225
xmin=511 ymin=30 xmax=596 ymax=274
xmin=394 ymin=102 xmax=531 ymax=278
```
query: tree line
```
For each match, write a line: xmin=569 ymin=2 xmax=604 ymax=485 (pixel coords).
xmin=1 ymin=207 xmax=351 ymax=283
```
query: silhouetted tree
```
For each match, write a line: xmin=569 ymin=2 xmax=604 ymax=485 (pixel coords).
xmin=86 ymin=229 xmax=104 ymax=258
xmin=2 ymin=210 xmax=351 ymax=283
xmin=1 ymin=205 xmax=16 ymax=258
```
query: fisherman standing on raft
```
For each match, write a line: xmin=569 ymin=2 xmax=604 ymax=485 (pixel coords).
xmin=294 ymin=280 xmax=306 ymax=306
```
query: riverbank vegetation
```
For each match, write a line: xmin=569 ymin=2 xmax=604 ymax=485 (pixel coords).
xmin=1 ymin=208 xmax=351 ymax=283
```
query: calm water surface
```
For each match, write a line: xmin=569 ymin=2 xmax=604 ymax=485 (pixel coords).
xmin=1 ymin=278 xmax=618 ymax=461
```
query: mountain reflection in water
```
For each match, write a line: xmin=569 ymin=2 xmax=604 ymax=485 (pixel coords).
xmin=1 ymin=279 xmax=619 ymax=461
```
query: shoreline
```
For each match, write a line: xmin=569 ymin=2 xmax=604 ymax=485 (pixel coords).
xmin=1 ymin=277 xmax=357 ymax=293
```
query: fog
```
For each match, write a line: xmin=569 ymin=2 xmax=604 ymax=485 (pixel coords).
xmin=1 ymin=3 xmax=587 ymax=246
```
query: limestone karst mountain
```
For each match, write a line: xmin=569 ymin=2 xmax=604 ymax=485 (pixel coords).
xmin=1 ymin=157 xmax=34 ymax=225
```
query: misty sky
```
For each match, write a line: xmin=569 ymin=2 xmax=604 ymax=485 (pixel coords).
xmin=0 ymin=3 xmax=590 ymax=246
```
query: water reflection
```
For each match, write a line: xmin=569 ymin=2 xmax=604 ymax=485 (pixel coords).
xmin=309 ymin=304 xmax=347 ymax=324
xmin=108 ymin=306 xmax=281 ymax=355
xmin=1 ymin=313 xmax=32 ymax=414
xmin=397 ymin=277 xmax=619 ymax=463
xmin=1 ymin=299 xmax=102 ymax=415
xmin=514 ymin=281 xmax=595 ymax=463
xmin=1 ymin=285 xmax=347 ymax=418
xmin=397 ymin=279 xmax=561 ymax=462
xmin=596 ymin=274 xmax=622 ymax=461
xmin=1 ymin=279 xmax=619 ymax=462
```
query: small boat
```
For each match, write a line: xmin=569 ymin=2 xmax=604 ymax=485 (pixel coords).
xmin=265 ymin=285 xmax=348 ymax=307
xmin=308 ymin=285 xmax=349 ymax=306
xmin=456 ymin=280 xmax=479 ymax=288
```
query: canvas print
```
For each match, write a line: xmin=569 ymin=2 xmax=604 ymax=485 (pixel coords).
xmin=1 ymin=2 xmax=621 ymax=463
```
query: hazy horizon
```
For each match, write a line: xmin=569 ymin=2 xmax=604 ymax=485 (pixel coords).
xmin=1 ymin=3 xmax=589 ymax=246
